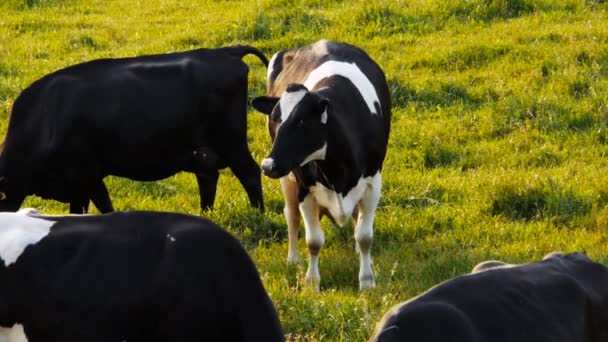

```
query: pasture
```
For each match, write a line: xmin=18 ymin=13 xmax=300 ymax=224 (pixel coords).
xmin=1 ymin=0 xmax=608 ymax=340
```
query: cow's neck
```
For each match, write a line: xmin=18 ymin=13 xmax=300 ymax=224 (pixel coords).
xmin=295 ymin=137 xmax=360 ymax=197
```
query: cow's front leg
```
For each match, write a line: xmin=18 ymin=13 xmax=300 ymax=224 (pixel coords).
xmin=354 ymin=173 xmax=381 ymax=290
xmin=300 ymin=194 xmax=324 ymax=290
xmin=281 ymin=175 xmax=301 ymax=263
xmin=195 ymin=170 xmax=219 ymax=212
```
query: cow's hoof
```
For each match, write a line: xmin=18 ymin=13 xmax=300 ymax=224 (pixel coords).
xmin=305 ymin=275 xmax=321 ymax=292
xmin=359 ymin=275 xmax=376 ymax=290
xmin=287 ymin=253 xmax=300 ymax=264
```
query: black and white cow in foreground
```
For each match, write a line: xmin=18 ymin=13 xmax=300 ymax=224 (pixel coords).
xmin=370 ymin=252 xmax=608 ymax=342
xmin=0 ymin=45 xmax=268 ymax=214
xmin=0 ymin=209 xmax=284 ymax=342
xmin=252 ymin=40 xmax=391 ymax=290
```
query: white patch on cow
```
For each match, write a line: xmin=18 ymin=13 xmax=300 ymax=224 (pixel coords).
xmin=303 ymin=60 xmax=381 ymax=115
xmin=299 ymin=194 xmax=324 ymax=290
xmin=0 ymin=324 xmax=28 ymax=342
xmin=267 ymin=52 xmax=280 ymax=82
xmin=320 ymin=108 xmax=328 ymax=124
xmin=279 ymin=89 xmax=307 ymax=123
xmin=16 ymin=208 xmax=39 ymax=216
xmin=0 ymin=212 xmax=55 ymax=267
xmin=166 ymin=234 xmax=176 ymax=242
xmin=309 ymin=172 xmax=381 ymax=226
xmin=299 ymin=143 xmax=327 ymax=166
xmin=354 ymin=173 xmax=381 ymax=289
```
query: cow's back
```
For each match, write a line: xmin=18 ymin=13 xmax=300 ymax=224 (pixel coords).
xmin=3 ymin=49 xmax=249 ymax=179
xmin=8 ymin=212 xmax=283 ymax=341
xmin=371 ymin=255 xmax=605 ymax=342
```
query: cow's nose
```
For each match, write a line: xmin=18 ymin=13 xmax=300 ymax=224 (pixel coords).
xmin=261 ymin=158 xmax=282 ymax=179
xmin=261 ymin=158 xmax=275 ymax=173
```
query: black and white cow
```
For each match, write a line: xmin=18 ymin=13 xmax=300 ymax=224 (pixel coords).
xmin=0 ymin=209 xmax=284 ymax=341
xmin=252 ymin=40 xmax=391 ymax=290
xmin=370 ymin=252 xmax=608 ymax=342
xmin=0 ymin=45 xmax=268 ymax=214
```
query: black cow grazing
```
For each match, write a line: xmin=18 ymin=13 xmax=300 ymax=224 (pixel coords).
xmin=0 ymin=209 xmax=284 ymax=342
xmin=0 ymin=45 xmax=268 ymax=214
xmin=252 ymin=40 xmax=391 ymax=290
xmin=370 ymin=252 xmax=608 ymax=342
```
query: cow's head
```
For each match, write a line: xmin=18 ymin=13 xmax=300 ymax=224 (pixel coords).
xmin=252 ymin=84 xmax=329 ymax=179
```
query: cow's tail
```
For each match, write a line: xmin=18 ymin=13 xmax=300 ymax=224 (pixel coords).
xmin=225 ymin=45 xmax=269 ymax=67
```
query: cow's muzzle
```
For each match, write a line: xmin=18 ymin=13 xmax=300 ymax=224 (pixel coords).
xmin=261 ymin=158 xmax=287 ymax=179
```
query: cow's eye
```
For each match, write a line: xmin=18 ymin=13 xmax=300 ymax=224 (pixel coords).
xmin=297 ymin=120 xmax=305 ymax=128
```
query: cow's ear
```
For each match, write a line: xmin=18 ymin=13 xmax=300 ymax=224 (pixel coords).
xmin=373 ymin=325 xmax=400 ymax=341
xmin=252 ymin=96 xmax=279 ymax=115
xmin=319 ymin=97 xmax=329 ymax=110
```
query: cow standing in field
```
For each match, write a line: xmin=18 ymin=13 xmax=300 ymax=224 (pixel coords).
xmin=370 ymin=252 xmax=608 ymax=342
xmin=0 ymin=46 xmax=267 ymax=214
xmin=0 ymin=209 xmax=284 ymax=342
xmin=252 ymin=40 xmax=391 ymax=290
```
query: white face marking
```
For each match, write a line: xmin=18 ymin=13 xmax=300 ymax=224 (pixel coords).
xmin=166 ymin=234 xmax=176 ymax=242
xmin=299 ymin=143 xmax=327 ymax=166
xmin=279 ymin=89 xmax=307 ymax=123
xmin=0 ymin=324 xmax=28 ymax=342
xmin=267 ymin=52 xmax=280 ymax=82
xmin=309 ymin=172 xmax=381 ymax=226
xmin=320 ymin=108 xmax=328 ymax=124
xmin=303 ymin=61 xmax=381 ymax=115
xmin=0 ymin=212 xmax=55 ymax=266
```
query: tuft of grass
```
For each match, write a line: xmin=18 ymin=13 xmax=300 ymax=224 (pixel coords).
xmin=491 ymin=178 xmax=591 ymax=222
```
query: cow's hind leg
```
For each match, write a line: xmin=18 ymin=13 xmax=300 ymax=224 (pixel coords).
xmin=229 ymin=154 xmax=264 ymax=211
xmin=354 ymin=173 xmax=381 ymax=290
xmin=90 ymin=180 xmax=114 ymax=213
xmin=300 ymin=194 xmax=324 ymax=290
xmin=69 ymin=198 xmax=89 ymax=214
xmin=281 ymin=175 xmax=301 ymax=263
xmin=218 ymin=80 xmax=264 ymax=211
xmin=195 ymin=170 xmax=219 ymax=212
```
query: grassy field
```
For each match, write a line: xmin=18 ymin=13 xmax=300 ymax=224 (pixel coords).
xmin=1 ymin=0 xmax=608 ymax=340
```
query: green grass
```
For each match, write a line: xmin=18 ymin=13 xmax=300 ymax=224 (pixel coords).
xmin=2 ymin=0 xmax=608 ymax=340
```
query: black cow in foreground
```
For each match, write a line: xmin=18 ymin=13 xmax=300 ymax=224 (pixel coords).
xmin=252 ymin=40 xmax=391 ymax=290
xmin=0 ymin=209 xmax=284 ymax=342
xmin=0 ymin=46 xmax=268 ymax=214
xmin=370 ymin=252 xmax=608 ymax=342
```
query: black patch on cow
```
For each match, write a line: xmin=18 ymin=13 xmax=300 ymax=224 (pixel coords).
xmin=286 ymin=83 xmax=308 ymax=93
